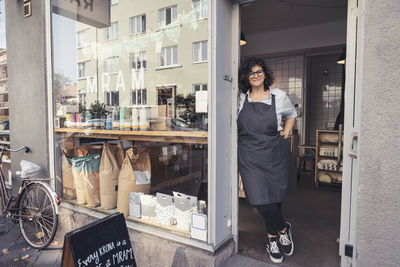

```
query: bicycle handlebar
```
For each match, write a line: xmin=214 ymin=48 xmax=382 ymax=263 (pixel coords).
xmin=0 ymin=146 xmax=31 ymax=153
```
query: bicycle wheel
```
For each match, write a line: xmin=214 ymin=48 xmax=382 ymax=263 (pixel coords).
xmin=18 ymin=183 xmax=58 ymax=249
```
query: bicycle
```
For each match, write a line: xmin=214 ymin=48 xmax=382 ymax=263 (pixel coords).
xmin=0 ymin=146 xmax=61 ymax=249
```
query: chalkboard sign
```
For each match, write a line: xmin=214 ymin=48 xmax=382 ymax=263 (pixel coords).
xmin=62 ymin=212 xmax=136 ymax=267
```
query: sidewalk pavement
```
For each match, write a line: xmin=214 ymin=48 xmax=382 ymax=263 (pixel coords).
xmin=0 ymin=215 xmax=63 ymax=266
xmin=0 ymin=215 xmax=273 ymax=267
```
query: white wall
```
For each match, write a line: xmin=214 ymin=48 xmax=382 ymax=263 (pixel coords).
xmin=242 ymin=20 xmax=347 ymax=56
xmin=356 ymin=0 xmax=400 ymax=266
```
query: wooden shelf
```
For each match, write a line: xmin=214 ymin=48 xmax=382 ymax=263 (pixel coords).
xmin=55 ymin=128 xmax=208 ymax=144
xmin=315 ymin=129 xmax=344 ymax=187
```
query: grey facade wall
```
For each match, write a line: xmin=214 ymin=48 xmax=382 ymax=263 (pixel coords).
xmin=6 ymin=0 xmax=50 ymax=192
xmin=357 ymin=0 xmax=400 ymax=266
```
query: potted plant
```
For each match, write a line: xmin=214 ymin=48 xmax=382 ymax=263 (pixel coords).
xmin=88 ymin=100 xmax=109 ymax=119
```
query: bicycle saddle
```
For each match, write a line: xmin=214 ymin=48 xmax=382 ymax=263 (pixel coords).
xmin=16 ymin=160 xmax=41 ymax=178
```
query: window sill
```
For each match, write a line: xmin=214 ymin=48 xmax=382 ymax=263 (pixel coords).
xmin=156 ymin=64 xmax=182 ymax=71
xmin=60 ymin=200 xmax=213 ymax=252
xmin=130 ymin=32 xmax=146 ymax=37
xmin=193 ymin=60 xmax=208 ymax=65
xmin=77 ymin=77 xmax=87 ymax=81
xmin=77 ymin=45 xmax=90 ymax=49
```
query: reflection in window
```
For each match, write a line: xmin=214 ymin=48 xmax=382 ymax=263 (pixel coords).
xmin=105 ymin=91 xmax=119 ymax=106
xmin=77 ymin=62 xmax=86 ymax=78
xmin=104 ymin=22 xmax=119 ymax=40
xmin=193 ymin=41 xmax=208 ymax=63
xmin=130 ymin=15 xmax=146 ymax=35
xmin=78 ymin=92 xmax=86 ymax=107
xmin=160 ymin=46 xmax=178 ymax=67
xmin=131 ymin=89 xmax=147 ymax=105
xmin=104 ymin=57 xmax=119 ymax=73
xmin=159 ymin=5 xmax=178 ymax=28
xmin=193 ymin=84 xmax=207 ymax=92
xmin=193 ymin=0 xmax=208 ymax=20
xmin=77 ymin=30 xmax=88 ymax=48
xmin=130 ymin=52 xmax=147 ymax=70
xmin=52 ymin=0 xmax=209 ymax=238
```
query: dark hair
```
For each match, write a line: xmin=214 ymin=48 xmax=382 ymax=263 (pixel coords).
xmin=238 ymin=57 xmax=274 ymax=94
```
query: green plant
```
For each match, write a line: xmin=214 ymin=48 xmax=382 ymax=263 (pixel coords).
xmin=88 ymin=101 xmax=109 ymax=118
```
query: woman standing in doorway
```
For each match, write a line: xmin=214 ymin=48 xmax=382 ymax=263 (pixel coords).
xmin=238 ymin=57 xmax=297 ymax=263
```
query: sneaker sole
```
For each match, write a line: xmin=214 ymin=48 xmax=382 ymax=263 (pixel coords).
xmin=283 ymin=222 xmax=294 ymax=256
xmin=266 ymin=247 xmax=283 ymax=263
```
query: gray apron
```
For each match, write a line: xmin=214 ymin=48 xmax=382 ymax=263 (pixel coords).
xmin=238 ymin=94 xmax=296 ymax=205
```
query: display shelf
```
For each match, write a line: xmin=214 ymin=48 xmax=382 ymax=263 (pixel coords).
xmin=1 ymin=159 xmax=11 ymax=163
xmin=0 ymin=107 xmax=8 ymax=110
xmin=315 ymin=129 xmax=343 ymax=187
xmin=0 ymin=130 xmax=9 ymax=135
xmin=0 ymin=141 xmax=10 ymax=145
xmin=317 ymin=168 xmax=342 ymax=173
xmin=0 ymin=77 xmax=7 ymax=82
xmin=55 ymin=128 xmax=208 ymax=144
xmin=0 ymin=91 xmax=8 ymax=95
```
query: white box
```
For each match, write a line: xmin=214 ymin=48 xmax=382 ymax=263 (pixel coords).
xmin=191 ymin=213 xmax=207 ymax=241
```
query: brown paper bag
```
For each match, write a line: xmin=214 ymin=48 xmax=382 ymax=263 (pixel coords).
xmin=117 ymin=147 xmax=151 ymax=216
xmin=62 ymin=148 xmax=76 ymax=200
xmin=71 ymin=155 xmax=101 ymax=207
xmin=99 ymin=142 xmax=124 ymax=209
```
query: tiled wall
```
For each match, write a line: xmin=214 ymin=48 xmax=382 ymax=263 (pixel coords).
xmin=264 ymin=53 xmax=344 ymax=146
xmin=307 ymin=53 xmax=343 ymax=144
xmin=264 ymin=55 xmax=304 ymax=141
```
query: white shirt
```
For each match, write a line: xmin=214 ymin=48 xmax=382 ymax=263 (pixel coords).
xmin=238 ymin=88 xmax=297 ymax=131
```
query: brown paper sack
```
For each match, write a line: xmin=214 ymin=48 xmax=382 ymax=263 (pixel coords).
xmin=99 ymin=142 xmax=124 ymax=209
xmin=71 ymin=155 xmax=101 ymax=207
xmin=61 ymin=148 xmax=76 ymax=200
xmin=117 ymin=147 xmax=151 ymax=216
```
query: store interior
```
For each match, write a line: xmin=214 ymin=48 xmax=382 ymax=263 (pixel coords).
xmin=238 ymin=0 xmax=347 ymax=264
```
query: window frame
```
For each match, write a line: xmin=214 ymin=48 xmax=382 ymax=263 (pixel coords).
xmin=129 ymin=52 xmax=147 ymax=70
xmin=130 ymin=14 xmax=146 ymax=35
xmin=193 ymin=40 xmax=208 ymax=63
xmin=77 ymin=61 xmax=86 ymax=79
xmin=159 ymin=5 xmax=178 ymax=28
xmin=104 ymin=56 xmax=119 ymax=74
xmin=159 ymin=46 xmax=178 ymax=67
xmin=76 ymin=29 xmax=89 ymax=48
xmin=131 ymin=88 xmax=147 ymax=105
xmin=104 ymin=21 xmax=119 ymax=41
xmin=192 ymin=0 xmax=208 ymax=20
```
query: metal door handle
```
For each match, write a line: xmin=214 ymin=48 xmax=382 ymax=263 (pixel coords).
xmin=347 ymin=132 xmax=358 ymax=159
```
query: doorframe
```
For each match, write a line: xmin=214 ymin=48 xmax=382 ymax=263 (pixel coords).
xmin=339 ymin=0 xmax=364 ymax=266
xmin=232 ymin=0 xmax=363 ymax=263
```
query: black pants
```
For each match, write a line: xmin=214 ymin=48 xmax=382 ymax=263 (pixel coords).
xmin=256 ymin=203 xmax=285 ymax=236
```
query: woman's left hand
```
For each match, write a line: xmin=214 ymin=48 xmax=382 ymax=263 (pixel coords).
xmin=280 ymin=130 xmax=290 ymax=139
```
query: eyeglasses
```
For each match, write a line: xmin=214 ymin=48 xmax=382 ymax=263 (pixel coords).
xmin=248 ymin=69 xmax=264 ymax=78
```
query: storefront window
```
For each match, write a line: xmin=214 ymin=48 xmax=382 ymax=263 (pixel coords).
xmin=52 ymin=0 xmax=208 ymax=240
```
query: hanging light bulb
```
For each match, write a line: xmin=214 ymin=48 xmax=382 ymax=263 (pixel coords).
xmin=240 ymin=32 xmax=247 ymax=46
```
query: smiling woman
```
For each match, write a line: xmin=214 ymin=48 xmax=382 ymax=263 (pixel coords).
xmin=238 ymin=57 xmax=297 ymax=263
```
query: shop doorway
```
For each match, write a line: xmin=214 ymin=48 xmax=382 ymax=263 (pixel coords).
xmin=237 ymin=0 xmax=349 ymax=265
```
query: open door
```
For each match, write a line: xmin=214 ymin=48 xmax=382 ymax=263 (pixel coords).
xmin=339 ymin=0 xmax=364 ymax=265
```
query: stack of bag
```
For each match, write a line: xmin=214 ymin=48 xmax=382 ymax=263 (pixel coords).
xmin=117 ymin=147 xmax=152 ymax=216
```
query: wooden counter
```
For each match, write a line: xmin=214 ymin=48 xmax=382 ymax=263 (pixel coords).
xmin=55 ymin=128 xmax=208 ymax=144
